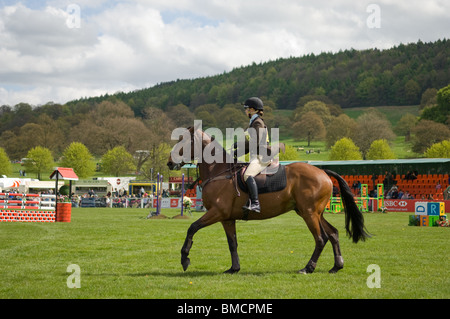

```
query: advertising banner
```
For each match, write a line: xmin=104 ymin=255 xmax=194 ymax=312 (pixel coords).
xmin=384 ymin=199 xmax=449 ymax=213
xmin=153 ymin=198 xmax=203 ymax=209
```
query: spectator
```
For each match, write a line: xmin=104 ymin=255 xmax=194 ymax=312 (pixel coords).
xmin=405 ymin=171 xmax=417 ymax=181
xmin=436 ymin=181 xmax=442 ymax=192
xmin=391 ymin=186 xmax=399 ymax=199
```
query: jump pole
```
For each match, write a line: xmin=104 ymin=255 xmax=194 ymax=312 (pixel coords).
xmin=158 ymin=175 xmax=163 ymax=215
xmin=155 ymin=173 xmax=160 ymax=215
xmin=180 ymin=173 xmax=185 ymax=216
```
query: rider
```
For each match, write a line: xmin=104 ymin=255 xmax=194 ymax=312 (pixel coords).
xmin=236 ymin=97 xmax=272 ymax=214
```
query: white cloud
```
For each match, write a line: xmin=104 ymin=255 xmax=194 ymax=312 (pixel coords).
xmin=0 ymin=0 xmax=449 ymax=106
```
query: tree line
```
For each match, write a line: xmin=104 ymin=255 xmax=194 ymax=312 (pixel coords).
xmin=290 ymin=84 xmax=450 ymax=159
xmin=0 ymin=40 xmax=449 ymax=179
xmin=66 ymin=39 xmax=450 ymax=113
xmin=0 ymin=84 xmax=449 ymax=180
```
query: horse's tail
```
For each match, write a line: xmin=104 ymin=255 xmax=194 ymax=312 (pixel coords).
xmin=323 ymin=169 xmax=371 ymax=243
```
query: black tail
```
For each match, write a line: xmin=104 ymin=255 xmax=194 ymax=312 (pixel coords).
xmin=323 ymin=169 xmax=371 ymax=243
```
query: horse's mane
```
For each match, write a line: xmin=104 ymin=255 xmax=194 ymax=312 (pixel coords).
xmin=187 ymin=126 xmax=236 ymax=164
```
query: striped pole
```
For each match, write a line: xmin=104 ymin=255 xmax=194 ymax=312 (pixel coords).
xmin=156 ymin=173 xmax=160 ymax=215
xmin=181 ymin=173 xmax=185 ymax=216
xmin=158 ymin=175 xmax=163 ymax=215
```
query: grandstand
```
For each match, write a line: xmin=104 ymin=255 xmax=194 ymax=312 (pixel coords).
xmin=291 ymin=158 xmax=450 ymax=200
xmin=340 ymin=173 xmax=449 ymax=199
xmin=182 ymin=158 xmax=450 ymax=200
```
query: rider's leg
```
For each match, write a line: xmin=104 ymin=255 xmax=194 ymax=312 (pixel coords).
xmin=242 ymin=157 xmax=269 ymax=213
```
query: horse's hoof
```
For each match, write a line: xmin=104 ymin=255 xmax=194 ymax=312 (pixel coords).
xmin=298 ymin=261 xmax=316 ymax=274
xmin=328 ymin=266 xmax=343 ymax=274
xmin=298 ymin=266 xmax=314 ymax=274
xmin=223 ymin=268 xmax=240 ymax=274
xmin=181 ymin=257 xmax=190 ymax=271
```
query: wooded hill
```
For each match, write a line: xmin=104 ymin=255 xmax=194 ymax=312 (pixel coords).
xmin=68 ymin=39 xmax=450 ymax=114
xmin=0 ymin=39 xmax=449 ymax=174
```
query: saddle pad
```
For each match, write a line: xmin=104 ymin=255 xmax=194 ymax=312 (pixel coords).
xmin=237 ymin=164 xmax=287 ymax=194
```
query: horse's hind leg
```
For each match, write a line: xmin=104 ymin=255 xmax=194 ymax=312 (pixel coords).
xmin=321 ymin=217 xmax=344 ymax=273
xmin=296 ymin=210 xmax=328 ymax=274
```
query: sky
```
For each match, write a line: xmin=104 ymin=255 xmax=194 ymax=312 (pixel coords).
xmin=0 ymin=0 xmax=449 ymax=106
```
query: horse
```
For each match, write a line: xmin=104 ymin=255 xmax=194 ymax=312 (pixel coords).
xmin=167 ymin=126 xmax=370 ymax=274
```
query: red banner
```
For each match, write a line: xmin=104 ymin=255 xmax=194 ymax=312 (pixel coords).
xmin=384 ymin=199 xmax=450 ymax=213
xmin=152 ymin=198 xmax=202 ymax=208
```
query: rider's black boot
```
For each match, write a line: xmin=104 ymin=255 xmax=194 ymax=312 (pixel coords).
xmin=242 ymin=176 xmax=261 ymax=213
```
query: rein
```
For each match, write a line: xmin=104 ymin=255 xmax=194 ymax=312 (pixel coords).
xmin=199 ymin=162 xmax=245 ymax=196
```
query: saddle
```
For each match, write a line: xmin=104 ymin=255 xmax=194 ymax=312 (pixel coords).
xmin=237 ymin=160 xmax=287 ymax=194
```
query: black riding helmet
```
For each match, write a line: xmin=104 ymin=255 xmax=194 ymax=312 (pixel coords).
xmin=243 ymin=97 xmax=264 ymax=111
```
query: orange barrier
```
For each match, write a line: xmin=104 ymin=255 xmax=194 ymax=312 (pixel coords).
xmin=0 ymin=210 xmax=56 ymax=222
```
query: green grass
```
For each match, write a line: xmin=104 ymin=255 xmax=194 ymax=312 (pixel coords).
xmin=0 ymin=208 xmax=448 ymax=299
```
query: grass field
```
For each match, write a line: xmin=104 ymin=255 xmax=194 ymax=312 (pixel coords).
xmin=0 ymin=208 xmax=448 ymax=299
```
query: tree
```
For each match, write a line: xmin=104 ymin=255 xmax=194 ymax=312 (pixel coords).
xmin=412 ymin=120 xmax=450 ymax=153
xmin=0 ymin=130 xmax=21 ymax=160
xmin=0 ymin=147 xmax=12 ymax=176
xmin=294 ymin=100 xmax=333 ymax=126
xmin=101 ymin=146 xmax=136 ymax=177
xmin=61 ymin=142 xmax=96 ymax=179
xmin=353 ymin=109 xmax=395 ymax=158
xmin=166 ymin=104 xmax=194 ymax=128
xmin=140 ymin=107 xmax=176 ymax=173
xmin=24 ymin=146 xmax=55 ymax=179
xmin=140 ymin=143 xmax=173 ymax=180
xmin=420 ymin=88 xmax=437 ymax=109
xmin=329 ymin=138 xmax=362 ymax=160
xmin=421 ymin=84 xmax=450 ymax=125
xmin=279 ymin=144 xmax=300 ymax=161
xmin=366 ymin=139 xmax=396 ymax=160
xmin=292 ymin=112 xmax=326 ymax=146
xmin=326 ymin=114 xmax=357 ymax=148
xmin=35 ymin=114 xmax=65 ymax=154
xmin=424 ymin=140 xmax=450 ymax=158
xmin=355 ymin=77 xmax=378 ymax=106
xmin=404 ymin=79 xmax=421 ymax=104
xmin=395 ymin=113 xmax=417 ymax=141
xmin=215 ymin=105 xmax=247 ymax=132
xmin=71 ymin=108 xmax=153 ymax=156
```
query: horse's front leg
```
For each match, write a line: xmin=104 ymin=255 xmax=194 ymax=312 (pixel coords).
xmin=181 ymin=209 xmax=222 ymax=271
xmin=221 ymin=220 xmax=240 ymax=274
xmin=181 ymin=219 xmax=203 ymax=271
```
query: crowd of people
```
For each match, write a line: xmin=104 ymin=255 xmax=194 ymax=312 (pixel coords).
xmin=349 ymin=170 xmax=449 ymax=200
xmin=69 ymin=187 xmax=174 ymax=208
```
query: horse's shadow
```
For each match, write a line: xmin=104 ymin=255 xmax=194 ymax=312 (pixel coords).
xmin=126 ymin=268 xmax=329 ymax=278
xmin=128 ymin=270 xmax=219 ymax=278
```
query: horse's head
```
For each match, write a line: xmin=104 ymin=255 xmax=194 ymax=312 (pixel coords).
xmin=167 ymin=125 xmax=228 ymax=170
xmin=167 ymin=153 xmax=183 ymax=170
xmin=167 ymin=126 xmax=202 ymax=170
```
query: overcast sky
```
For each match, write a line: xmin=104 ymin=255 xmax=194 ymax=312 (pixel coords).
xmin=0 ymin=0 xmax=449 ymax=106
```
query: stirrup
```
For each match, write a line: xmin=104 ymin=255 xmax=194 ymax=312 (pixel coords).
xmin=242 ymin=200 xmax=261 ymax=214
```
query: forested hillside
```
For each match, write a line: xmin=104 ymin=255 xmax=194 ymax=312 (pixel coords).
xmin=0 ymin=40 xmax=449 ymax=178
xmin=67 ymin=39 xmax=450 ymax=114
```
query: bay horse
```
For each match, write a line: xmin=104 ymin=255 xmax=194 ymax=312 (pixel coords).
xmin=167 ymin=127 xmax=370 ymax=274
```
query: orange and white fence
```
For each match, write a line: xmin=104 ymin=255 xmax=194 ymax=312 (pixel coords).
xmin=0 ymin=193 xmax=55 ymax=210
xmin=0 ymin=210 xmax=56 ymax=222
xmin=0 ymin=192 xmax=58 ymax=223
